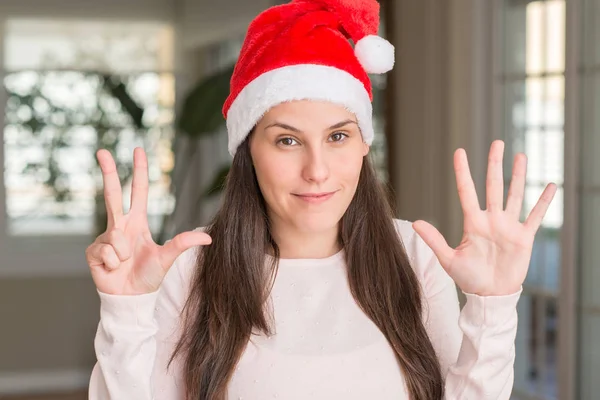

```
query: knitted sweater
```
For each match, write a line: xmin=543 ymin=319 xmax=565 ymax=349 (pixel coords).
xmin=88 ymin=219 xmax=520 ymax=399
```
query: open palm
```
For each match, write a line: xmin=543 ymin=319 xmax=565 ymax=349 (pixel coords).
xmin=413 ymin=140 xmax=557 ymax=296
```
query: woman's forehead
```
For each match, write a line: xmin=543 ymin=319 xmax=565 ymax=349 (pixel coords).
xmin=260 ymin=100 xmax=357 ymax=126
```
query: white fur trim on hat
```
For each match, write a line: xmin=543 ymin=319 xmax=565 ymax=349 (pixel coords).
xmin=354 ymin=35 xmax=395 ymax=74
xmin=225 ymin=64 xmax=373 ymax=156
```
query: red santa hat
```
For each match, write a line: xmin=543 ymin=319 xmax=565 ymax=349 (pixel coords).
xmin=222 ymin=0 xmax=394 ymax=156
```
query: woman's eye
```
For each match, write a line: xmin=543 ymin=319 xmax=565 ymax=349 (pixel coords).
xmin=330 ymin=132 xmax=348 ymax=142
xmin=278 ymin=137 xmax=298 ymax=146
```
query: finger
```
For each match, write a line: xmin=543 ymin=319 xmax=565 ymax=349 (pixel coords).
xmin=130 ymin=147 xmax=149 ymax=215
xmin=486 ymin=140 xmax=505 ymax=212
xmin=97 ymin=149 xmax=123 ymax=227
xmin=505 ymin=153 xmax=527 ymax=219
xmin=159 ymin=231 xmax=213 ymax=270
xmin=524 ymin=183 xmax=558 ymax=232
xmin=454 ymin=148 xmax=481 ymax=217
xmin=412 ymin=220 xmax=454 ymax=268
xmin=86 ymin=243 xmax=120 ymax=271
xmin=96 ymin=229 xmax=132 ymax=261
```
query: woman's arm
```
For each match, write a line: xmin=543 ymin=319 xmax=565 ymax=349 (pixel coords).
xmin=88 ymin=245 xmax=197 ymax=400
xmin=400 ymin=142 xmax=555 ymax=398
xmin=86 ymin=149 xmax=210 ymax=399
xmin=424 ymin=266 xmax=520 ymax=399
xmin=407 ymin=223 xmax=520 ymax=399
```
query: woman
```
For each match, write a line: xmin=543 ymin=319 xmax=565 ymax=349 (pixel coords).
xmin=86 ymin=0 xmax=556 ymax=399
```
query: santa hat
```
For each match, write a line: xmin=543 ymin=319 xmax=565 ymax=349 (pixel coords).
xmin=222 ymin=0 xmax=394 ymax=156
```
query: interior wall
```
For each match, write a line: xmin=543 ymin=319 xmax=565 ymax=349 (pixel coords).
xmin=386 ymin=0 xmax=493 ymax=247
xmin=180 ymin=0 xmax=273 ymax=49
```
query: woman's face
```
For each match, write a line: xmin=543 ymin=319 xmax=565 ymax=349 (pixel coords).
xmin=250 ymin=100 xmax=369 ymax=235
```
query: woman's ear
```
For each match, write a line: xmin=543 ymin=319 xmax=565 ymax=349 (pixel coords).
xmin=362 ymin=142 xmax=370 ymax=156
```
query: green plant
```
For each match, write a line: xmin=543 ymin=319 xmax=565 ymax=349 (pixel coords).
xmin=176 ymin=64 xmax=235 ymax=197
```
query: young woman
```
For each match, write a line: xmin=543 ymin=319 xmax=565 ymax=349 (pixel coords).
xmin=86 ymin=0 xmax=557 ymax=399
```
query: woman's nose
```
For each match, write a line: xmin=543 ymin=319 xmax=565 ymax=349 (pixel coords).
xmin=302 ymin=148 xmax=330 ymax=183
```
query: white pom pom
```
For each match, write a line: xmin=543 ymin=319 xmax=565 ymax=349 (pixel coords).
xmin=354 ymin=35 xmax=395 ymax=74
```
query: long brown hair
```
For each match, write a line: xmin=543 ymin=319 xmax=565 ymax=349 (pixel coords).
xmin=171 ymin=136 xmax=444 ymax=399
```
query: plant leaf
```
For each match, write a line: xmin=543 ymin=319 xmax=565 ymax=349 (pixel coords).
xmin=101 ymin=74 xmax=145 ymax=130
xmin=177 ymin=64 xmax=234 ymax=137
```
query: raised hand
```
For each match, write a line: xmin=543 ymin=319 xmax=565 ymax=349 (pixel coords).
xmin=413 ymin=140 xmax=557 ymax=297
xmin=86 ymin=147 xmax=212 ymax=296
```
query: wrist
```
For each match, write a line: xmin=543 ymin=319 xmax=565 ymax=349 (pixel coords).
xmin=465 ymin=285 xmax=523 ymax=297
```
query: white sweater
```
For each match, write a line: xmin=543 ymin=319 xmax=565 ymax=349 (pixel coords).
xmin=88 ymin=219 xmax=521 ymax=399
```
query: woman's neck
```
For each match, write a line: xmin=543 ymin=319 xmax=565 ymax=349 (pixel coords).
xmin=269 ymin=221 xmax=341 ymax=259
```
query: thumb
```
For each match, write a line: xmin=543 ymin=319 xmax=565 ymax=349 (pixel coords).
xmin=159 ymin=230 xmax=212 ymax=269
xmin=412 ymin=220 xmax=454 ymax=269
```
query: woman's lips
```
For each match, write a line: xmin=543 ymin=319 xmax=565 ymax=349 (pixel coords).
xmin=293 ymin=191 xmax=337 ymax=204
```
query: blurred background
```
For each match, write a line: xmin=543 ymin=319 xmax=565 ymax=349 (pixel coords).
xmin=0 ymin=0 xmax=596 ymax=399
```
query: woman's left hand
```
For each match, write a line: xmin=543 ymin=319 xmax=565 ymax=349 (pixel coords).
xmin=413 ymin=140 xmax=557 ymax=297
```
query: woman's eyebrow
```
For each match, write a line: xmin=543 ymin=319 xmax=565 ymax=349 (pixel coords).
xmin=326 ymin=120 xmax=357 ymax=130
xmin=264 ymin=122 xmax=302 ymax=132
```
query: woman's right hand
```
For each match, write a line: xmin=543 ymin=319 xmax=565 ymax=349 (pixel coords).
xmin=86 ymin=147 xmax=212 ymax=296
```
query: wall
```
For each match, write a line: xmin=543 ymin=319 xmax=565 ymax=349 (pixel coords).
xmin=387 ymin=0 xmax=493 ymax=247
xmin=180 ymin=0 xmax=273 ymax=49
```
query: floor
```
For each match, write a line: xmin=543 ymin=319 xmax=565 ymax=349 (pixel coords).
xmin=0 ymin=391 xmax=87 ymax=400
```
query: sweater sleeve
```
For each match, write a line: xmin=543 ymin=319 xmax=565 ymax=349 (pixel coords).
xmin=398 ymin=219 xmax=520 ymax=400
xmin=88 ymin=244 xmax=198 ymax=400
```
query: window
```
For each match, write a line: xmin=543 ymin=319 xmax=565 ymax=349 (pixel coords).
xmin=2 ymin=19 xmax=175 ymax=236
xmin=497 ymin=1 xmax=565 ymax=399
